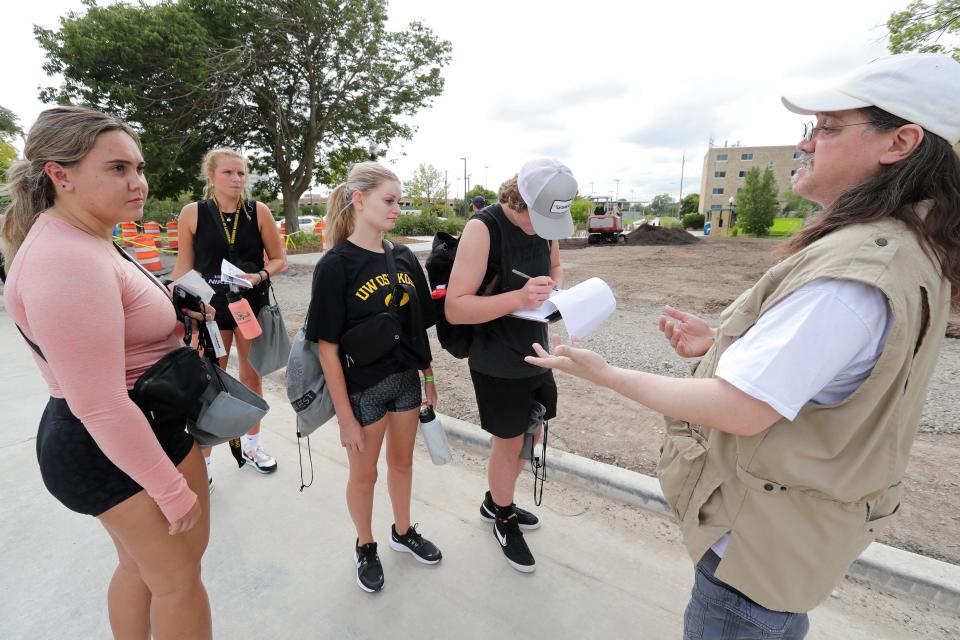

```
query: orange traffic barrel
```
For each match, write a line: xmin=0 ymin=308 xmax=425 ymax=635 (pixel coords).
xmin=120 ymin=222 xmax=138 ymax=246
xmin=280 ymin=220 xmax=286 ymax=237
xmin=166 ymin=220 xmax=179 ymax=251
xmin=132 ymin=236 xmax=170 ymax=276
xmin=143 ymin=221 xmax=162 ymax=247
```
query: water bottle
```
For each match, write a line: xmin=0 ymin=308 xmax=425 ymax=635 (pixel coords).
xmin=227 ymin=286 xmax=262 ymax=340
xmin=419 ymin=405 xmax=452 ymax=465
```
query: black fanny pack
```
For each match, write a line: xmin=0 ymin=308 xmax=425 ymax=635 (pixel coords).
xmin=340 ymin=240 xmax=407 ymax=368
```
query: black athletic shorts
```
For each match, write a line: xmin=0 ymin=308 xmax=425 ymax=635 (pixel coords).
xmin=349 ymin=369 xmax=422 ymax=427
xmin=36 ymin=396 xmax=195 ymax=518
xmin=470 ymin=369 xmax=557 ymax=439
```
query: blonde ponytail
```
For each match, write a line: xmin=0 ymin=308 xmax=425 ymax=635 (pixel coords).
xmin=325 ymin=161 xmax=400 ymax=249
xmin=1 ymin=106 xmax=139 ymax=265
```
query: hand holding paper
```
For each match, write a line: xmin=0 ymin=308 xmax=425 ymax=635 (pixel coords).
xmin=220 ymin=259 xmax=254 ymax=289
xmin=509 ymin=277 xmax=616 ymax=339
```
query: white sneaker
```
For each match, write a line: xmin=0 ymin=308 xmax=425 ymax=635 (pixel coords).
xmin=242 ymin=446 xmax=278 ymax=474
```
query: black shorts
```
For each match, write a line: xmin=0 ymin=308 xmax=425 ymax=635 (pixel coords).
xmin=36 ymin=397 xmax=195 ymax=518
xmin=349 ymin=369 xmax=422 ymax=427
xmin=209 ymin=285 xmax=269 ymax=332
xmin=470 ymin=369 xmax=557 ymax=439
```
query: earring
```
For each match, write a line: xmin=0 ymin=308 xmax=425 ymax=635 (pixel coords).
xmin=60 ymin=184 xmax=66 ymax=188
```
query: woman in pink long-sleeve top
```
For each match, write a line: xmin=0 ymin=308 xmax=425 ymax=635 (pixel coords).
xmin=2 ymin=107 xmax=212 ymax=639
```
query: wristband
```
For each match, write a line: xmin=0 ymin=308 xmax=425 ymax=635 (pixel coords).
xmin=424 ymin=375 xmax=435 ymax=383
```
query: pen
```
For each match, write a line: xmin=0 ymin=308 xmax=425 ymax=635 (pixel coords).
xmin=512 ymin=269 xmax=559 ymax=291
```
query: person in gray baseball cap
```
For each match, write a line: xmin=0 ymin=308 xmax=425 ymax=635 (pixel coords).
xmin=445 ymin=159 xmax=578 ymax=573
xmin=527 ymin=53 xmax=960 ymax=638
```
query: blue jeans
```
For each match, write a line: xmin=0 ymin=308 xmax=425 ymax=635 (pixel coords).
xmin=683 ymin=550 xmax=810 ymax=640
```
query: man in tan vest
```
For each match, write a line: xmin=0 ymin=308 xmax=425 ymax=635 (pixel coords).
xmin=528 ymin=53 xmax=960 ymax=639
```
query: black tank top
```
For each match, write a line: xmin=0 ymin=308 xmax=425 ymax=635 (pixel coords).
xmin=468 ymin=205 xmax=551 ymax=379
xmin=193 ymin=198 xmax=266 ymax=293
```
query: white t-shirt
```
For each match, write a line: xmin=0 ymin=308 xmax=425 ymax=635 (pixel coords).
xmin=709 ymin=277 xmax=892 ymax=558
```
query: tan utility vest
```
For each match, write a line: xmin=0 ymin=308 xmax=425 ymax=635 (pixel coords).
xmin=658 ymin=208 xmax=951 ymax=612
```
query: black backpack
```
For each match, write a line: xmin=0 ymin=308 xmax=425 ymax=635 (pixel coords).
xmin=425 ymin=211 xmax=501 ymax=359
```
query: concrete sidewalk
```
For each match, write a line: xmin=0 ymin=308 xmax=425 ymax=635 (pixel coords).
xmin=0 ymin=311 xmax=955 ymax=639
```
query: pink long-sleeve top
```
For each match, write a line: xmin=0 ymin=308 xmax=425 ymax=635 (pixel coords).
xmin=5 ymin=214 xmax=196 ymax=523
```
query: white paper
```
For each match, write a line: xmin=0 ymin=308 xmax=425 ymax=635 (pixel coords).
xmin=508 ymin=277 xmax=616 ymax=339
xmin=220 ymin=259 xmax=253 ymax=289
xmin=172 ymin=270 xmax=216 ymax=304
xmin=205 ymin=320 xmax=227 ymax=358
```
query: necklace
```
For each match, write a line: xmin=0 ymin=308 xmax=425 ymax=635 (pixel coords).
xmin=213 ymin=195 xmax=243 ymax=246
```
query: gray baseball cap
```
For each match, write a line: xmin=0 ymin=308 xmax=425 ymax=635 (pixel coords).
xmin=517 ymin=158 xmax=578 ymax=240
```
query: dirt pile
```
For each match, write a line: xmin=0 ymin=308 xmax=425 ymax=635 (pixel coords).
xmin=624 ymin=225 xmax=698 ymax=246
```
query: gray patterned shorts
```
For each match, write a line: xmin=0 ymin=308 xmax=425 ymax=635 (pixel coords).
xmin=349 ymin=369 xmax=422 ymax=427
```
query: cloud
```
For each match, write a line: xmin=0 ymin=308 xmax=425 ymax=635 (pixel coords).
xmin=528 ymin=138 xmax=576 ymax=159
xmin=622 ymin=100 xmax=734 ymax=149
xmin=488 ymin=80 xmax=629 ymax=131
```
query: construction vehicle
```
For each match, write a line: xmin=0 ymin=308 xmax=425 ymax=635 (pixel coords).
xmin=587 ymin=197 xmax=627 ymax=244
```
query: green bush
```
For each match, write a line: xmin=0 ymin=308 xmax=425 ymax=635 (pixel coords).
xmin=768 ymin=217 xmax=804 ymax=237
xmin=682 ymin=213 xmax=705 ymax=229
xmin=658 ymin=217 xmax=682 ymax=229
xmin=731 ymin=227 xmax=740 ymax=237
xmin=393 ymin=213 xmax=464 ymax=237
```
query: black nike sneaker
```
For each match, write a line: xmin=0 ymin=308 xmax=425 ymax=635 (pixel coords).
xmin=389 ymin=524 xmax=442 ymax=564
xmin=354 ymin=540 xmax=385 ymax=593
xmin=494 ymin=506 xmax=536 ymax=573
xmin=480 ymin=491 xmax=540 ymax=530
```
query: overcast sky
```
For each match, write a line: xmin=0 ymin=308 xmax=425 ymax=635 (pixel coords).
xmin=3 ymin=0 xmax=907 ymax=202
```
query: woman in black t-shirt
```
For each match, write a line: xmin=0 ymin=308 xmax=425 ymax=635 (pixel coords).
xmin=305 ymin=162 xmax=441 ymax=593
xmin=170 ymin=149 xmax=286 ymax=481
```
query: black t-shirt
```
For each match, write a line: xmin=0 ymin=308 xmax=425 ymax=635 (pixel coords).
xmin=305 ymin=240 xmax=436 ymax=394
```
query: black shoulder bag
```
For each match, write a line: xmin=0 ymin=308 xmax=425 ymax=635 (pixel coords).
xmin=339 ymin=240 xmax=410 ymax=368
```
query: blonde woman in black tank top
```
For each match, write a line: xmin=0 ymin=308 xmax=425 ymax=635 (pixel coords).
xmin=170 ymin=149 xmax=286 ymax=484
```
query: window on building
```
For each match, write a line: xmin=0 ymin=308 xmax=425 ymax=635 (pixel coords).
xmin=710 ymin=204 xmax=722 ymax=211
xmin=768 ymin=161 xmax=774 ymax=170
xmin=738 ymin=171 xmax=746 ymax=178
xmin=718 ymin=217 xmax=724 ymax=228
xmin=741 ymin=152 xmax=754 ymax=161
xmin=737 ymin=188 xmax=743 ymax=193
xmin=714 ymin=171 xmax=726 ymax=178
xmin=716 ymin=153 xmax=728 ymax=161
xmin=790 ymin=169 xmax=797 ymax=176
xmin=793 ymin=151 xmax=802 ymax=159
xmin=712 ymin=187 xmax=724 ymax=195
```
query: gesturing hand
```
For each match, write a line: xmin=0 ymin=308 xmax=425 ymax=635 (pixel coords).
xmin=524 ymin=335 xmax=612 ymax=386
xmin=658 ymin=305 xmax=715 ymax=358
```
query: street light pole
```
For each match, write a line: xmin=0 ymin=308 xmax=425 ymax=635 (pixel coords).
xmin=460 ymin=157 xmax=467 ymax=199
xmin=484 ymin=165 xmax=489 ymax=188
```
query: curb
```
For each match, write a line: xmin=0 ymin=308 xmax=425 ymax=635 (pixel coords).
xmin=439 ymin=414 xmax=960 ymax=613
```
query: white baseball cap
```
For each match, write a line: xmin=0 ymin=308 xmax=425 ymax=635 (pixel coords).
xmin=517 ymin=158 xmax=578 ymax=240
xmin=781 ymin=53 xmax=960 ymax=144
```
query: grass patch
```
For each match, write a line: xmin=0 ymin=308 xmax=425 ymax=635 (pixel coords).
xmin=769 ymin=218 xmax=803 ymax=237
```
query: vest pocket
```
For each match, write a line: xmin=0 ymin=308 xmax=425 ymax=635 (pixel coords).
xmin=658 ymin=419 xmax=708 ymax=522
xmin=864 ymin=484 xmax=903 ymax=537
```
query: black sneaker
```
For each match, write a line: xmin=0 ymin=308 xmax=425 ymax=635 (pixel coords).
xmin=353 ymin=540 xmax=384 ymax=593
xmin=389 ymin=524 xmax=442 ymax=565
xmin=480 ymin=491 xmax=540 ymax=530
xmin=494 ymin=507 xmax=536 ymax=573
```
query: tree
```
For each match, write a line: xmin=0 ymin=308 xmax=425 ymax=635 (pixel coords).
xmin=407 ymin=163 xmax=445 ymax=209
xmin=0 ymin=106 xmax=22 ymax=142
xmin=570 ymin=197 xmax=593 ymax=228
xmin=887 ymin=1 xmax=960 ymax=60
xmin=735 ymin=167 xmax=778 ymax=235
xmin=781 ymin=188 xmax=819 ymax=217
xmin=680 ymin=193 xmax=700 ymax=215
xmin=648 ymin=193 xmax=676 ymax=216
xmin=36 ymin=0 xmax=452 ymax=231
xmin=465 ymin=185 xmax=496 ymax=203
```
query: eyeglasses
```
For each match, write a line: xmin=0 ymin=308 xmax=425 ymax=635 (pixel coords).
xmin=801 ymin=121 xmax=877 ymax=142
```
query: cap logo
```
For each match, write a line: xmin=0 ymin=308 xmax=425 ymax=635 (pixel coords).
xmin=550 ymin=199 xmax=573 ymax=215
